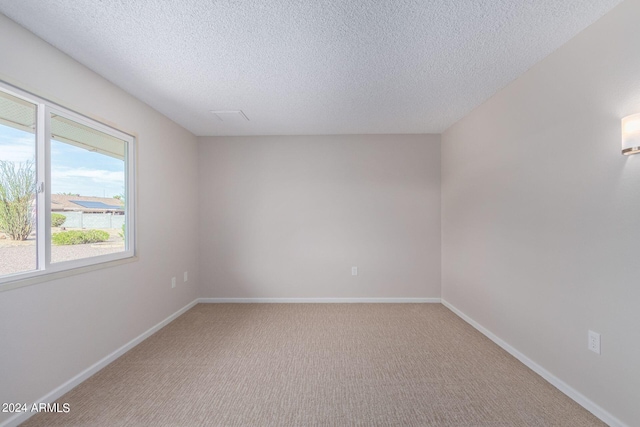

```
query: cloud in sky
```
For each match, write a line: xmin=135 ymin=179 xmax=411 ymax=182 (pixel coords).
xmin=51 ymin=141 xmax=125 ymax=197
xmin=51 ymin=167 xmax=124 ymax=197
xmin=1 ymin=123 xmax=126 ymax=198
xmin=52 ymin=168 xmax=124 ymax=184
xmin=0 ymin=134 xmax=36 ymax=163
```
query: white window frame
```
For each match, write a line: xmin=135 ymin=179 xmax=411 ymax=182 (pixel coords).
xmin=0 ymin=80 xmax=136 ymax=288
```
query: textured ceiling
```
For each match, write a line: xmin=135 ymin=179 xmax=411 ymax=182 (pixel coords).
xmin=0 ymin=0 xmax=622 ymax=136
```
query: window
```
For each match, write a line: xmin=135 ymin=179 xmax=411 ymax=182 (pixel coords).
xmin=0 ymin=81 xmax=135 ymax=287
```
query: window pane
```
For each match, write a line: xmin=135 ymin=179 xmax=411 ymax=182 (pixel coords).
xmin=50 ymin=113 xmax=127 ymax=264
xmin=0 ymin=90 xmax=37 ymax=277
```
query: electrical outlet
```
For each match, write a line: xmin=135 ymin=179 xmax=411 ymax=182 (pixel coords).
xmin=588 ymin=330 xmax=601 ymax=354
xmin=171 ymin=277 xmax=176 ymax=289
xmin=184 ymin=271 xmax=188 ymax=282
xmin=351 ymin=266 xmax=358 ymax=276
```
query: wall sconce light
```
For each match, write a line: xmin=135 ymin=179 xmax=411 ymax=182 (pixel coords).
xmin=622 ymin=113 xmax=640 ymax=155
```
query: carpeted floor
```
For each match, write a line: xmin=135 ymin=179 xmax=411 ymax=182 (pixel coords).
xmin=23 ymin=304 xmax=605 ymax=426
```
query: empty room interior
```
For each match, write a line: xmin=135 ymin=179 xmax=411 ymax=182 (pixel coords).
xmin=0 ymin=1 xmax=638 ymax=426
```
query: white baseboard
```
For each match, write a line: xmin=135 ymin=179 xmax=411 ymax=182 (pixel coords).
xmin=198 ymin=297 xmax=441 ymax=303
xmin=440 ymin=299 xmax=626 ymax=427
xmin=10 ymin=297 xmax=616 ymax=427
xmin=1 ymin=298 xmax=199 ymax=427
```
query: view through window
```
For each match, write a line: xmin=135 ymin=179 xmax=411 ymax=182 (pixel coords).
xmin=0 ymin=83 xmax=134 ymax=285
xmin=50 ymin=113 xmax=127 ymax=264
xmin=0 ymin=91 xmax=37 ymax=277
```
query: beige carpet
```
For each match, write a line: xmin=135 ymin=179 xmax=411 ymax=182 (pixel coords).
xmin=23 ymin=304 xmax=605 ymax=426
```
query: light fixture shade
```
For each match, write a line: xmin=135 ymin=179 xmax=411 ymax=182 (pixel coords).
xmin=621 ymin=113 xmax=640 ymax=155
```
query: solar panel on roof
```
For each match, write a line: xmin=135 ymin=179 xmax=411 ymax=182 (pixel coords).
xmin=71 ymin=200 xmax=123 ymax=210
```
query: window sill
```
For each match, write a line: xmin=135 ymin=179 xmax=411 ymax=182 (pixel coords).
xmin=0 ymin=255 xmax=139 ymax=293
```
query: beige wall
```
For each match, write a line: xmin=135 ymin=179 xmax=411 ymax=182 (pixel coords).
xmin=441 ymin=1 xmax=640 ymax=425
xmin=0 ymin=15 xmax=200 ymax=424
xmin=198 ymin=134 xmax=441 ymax=299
